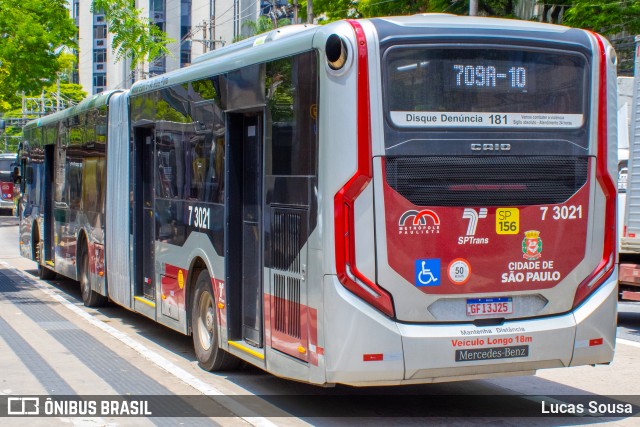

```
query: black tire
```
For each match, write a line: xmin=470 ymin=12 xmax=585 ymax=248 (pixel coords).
xmin=79 ymin=248 xmax=107 ymax=307
xmin=191 ymin=269 xmax=240 ymax=371
xmin=37 ymin=263 xmax=57 ymax=280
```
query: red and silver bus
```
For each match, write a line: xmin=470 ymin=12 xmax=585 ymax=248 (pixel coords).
xmin=19 ymin=14 xmax=617 ymax=385
xmin=0 ymin=152 xmax=18 ymax=215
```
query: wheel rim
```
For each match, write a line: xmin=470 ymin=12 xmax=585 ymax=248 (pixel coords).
xmin=196 ymin=291 xmax=214 ymax=352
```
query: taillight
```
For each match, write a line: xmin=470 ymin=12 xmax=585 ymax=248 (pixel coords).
xmin=334 ymin=21 xmax=394 ymax=318
xmin=572 ymin=34 xmax=616 ymax=308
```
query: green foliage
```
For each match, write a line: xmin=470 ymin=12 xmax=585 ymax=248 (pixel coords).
xmin=310 ymin=0 xmax=519 ymax=21
xmin=191 ymin=80 xmax=217 ymax=101
xmin=1 ymin=82 xmax=87 ymax=136
xmin=0 ymin=0 xmax=77 ymax=110
xmin=563 ymin=0 xmax=640 ymax=36
xmin=50 ymin=83 xmax=88 ymax=104
xmin=310 ymin=0 xmax=356 ymax=22
xmin=429 ymin=0 xmax=517 ymax=17
xmin=238 ymin=16 xmax=292 ymax=41
xmin=243 ymin=16 xmax=279 ymax=37
xmin=92 ymin=0 xmax=174 ymax=69
xmin=157 ymin=101 xmax=191 ymax=123
xmin=359 ymin=0 xmax=430 ymax=18
xmin=266 ymin=58 xmax=294 ymax=122
xmin=57 ymin=52 xmax=77 ymax=84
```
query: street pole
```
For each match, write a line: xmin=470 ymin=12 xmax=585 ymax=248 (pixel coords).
xmin=271 ymin=0 xmax=278 ymax=28
xmin=56 ymin=77 xmax=61 ymax=112
xmin=307 ymin=0 xmax=313 ymax=24
xmin=469 ymin=0 xmax=478 ymax=16
xmin=203 ymin=20 xmax=208 ymax=53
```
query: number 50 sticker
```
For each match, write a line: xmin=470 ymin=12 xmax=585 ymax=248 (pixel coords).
xmin=448 ymin=258 xmax=471 ymax=285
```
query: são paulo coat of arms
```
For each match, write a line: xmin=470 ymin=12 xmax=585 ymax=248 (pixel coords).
xmin=522 ymin=230 xmax=542 ymax=260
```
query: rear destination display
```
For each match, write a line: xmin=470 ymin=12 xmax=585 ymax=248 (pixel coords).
xmin=390 ymin=111 xmax=584 ymax=128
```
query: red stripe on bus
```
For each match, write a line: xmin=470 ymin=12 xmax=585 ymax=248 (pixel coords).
xmin=573 ymin=33 xmax=616 ymax=307
xmin=333 ymin=20 xmax=394 ymax=318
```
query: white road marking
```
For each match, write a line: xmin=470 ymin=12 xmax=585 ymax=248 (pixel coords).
xmin=0 ymin=262 xmax=280 ymax=427
xmin=616 ymin=338 xmax=640 ymax=349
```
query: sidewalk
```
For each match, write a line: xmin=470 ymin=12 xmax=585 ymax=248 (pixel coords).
xmin=0 ymin=265 xmax=245 ymax=427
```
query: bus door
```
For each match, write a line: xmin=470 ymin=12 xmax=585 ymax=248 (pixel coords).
xmin=133 ymin=125 xmax=157 ymax=314
xmin=226 ymin=111 xmax=264 ymax=347
xmin=43 ymin=144 xmax=55 ymax=264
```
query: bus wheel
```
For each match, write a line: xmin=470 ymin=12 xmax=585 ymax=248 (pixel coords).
xmin=79 ymin=248 xmax=106 ymax=307
xmin=33 ymin=229 xmax=55 ymax=280
xmin=191 ymin=269 xmax=239 ymax=371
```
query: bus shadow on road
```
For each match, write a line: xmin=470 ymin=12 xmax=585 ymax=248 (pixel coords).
xmin=618 ymin=302 xmax=640 ymax=340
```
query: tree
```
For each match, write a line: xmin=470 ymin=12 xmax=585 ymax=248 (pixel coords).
xmin=309 ymin=0 xmax=518 ymax=22
xmin=240 ymin=16 xmax=292 ymax=40
xmin=92 ymin=0 xmax=174 ymax=69
xmin=0 ymin=0 xmax=77 ymax=110
xmin=563 ymin=0 xmax=640 ymax=36
xmin=428 ymin=0 xmax=516 ymax=17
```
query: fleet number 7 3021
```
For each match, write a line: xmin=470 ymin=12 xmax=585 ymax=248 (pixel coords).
xmin=540 ymin=205 xmax=583 ymax=220
xmin=187 ymin=206 xmax=211 ymax=229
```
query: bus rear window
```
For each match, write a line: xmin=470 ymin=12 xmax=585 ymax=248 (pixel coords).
xmin=384 ymin=47 xmax=588 ymax=129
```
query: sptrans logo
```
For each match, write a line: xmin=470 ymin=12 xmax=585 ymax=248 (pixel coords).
xmin=522 ymin=230 xmax=542 ymax=260
xmin=398 ymin=209 xmax=440 ymax=235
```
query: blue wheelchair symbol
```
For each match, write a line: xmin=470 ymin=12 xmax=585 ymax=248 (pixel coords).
xmin=415 ymin=259 xmax=441 ymax=287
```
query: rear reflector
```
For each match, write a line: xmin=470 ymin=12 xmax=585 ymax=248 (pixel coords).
xmin=363 ymin=354 xmax=384 ymax=362
xmin=589 ymin=338 xmax=603 ymax=346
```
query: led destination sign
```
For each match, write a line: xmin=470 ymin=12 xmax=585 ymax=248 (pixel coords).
xmin=452 ymin=64 xmax=527 ymax=90
xmin=385 ymin=46 xmax=587 ymax=129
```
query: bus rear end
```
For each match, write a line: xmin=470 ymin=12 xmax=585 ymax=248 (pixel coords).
xmin=0 ymin=153 xmax=17 ymax=214
xmin=323 ymin=16 xmax=617 ymax=385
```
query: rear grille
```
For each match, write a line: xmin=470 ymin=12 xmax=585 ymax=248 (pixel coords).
xmin=385 ymin=156 xmax=589 ymax=207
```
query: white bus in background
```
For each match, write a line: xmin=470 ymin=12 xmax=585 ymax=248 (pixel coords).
xmin=619 ymin=36 xmax=640 ymax=301
xmin=618 ymin=77 xmax=631 ymax=249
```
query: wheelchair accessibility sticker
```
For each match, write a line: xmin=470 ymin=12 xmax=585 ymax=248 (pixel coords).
xmin=415 ymin=259 xmax=441 ymax=287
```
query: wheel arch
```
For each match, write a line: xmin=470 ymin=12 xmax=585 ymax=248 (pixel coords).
xmin=186 ymin=256 xmax=208 ymax=335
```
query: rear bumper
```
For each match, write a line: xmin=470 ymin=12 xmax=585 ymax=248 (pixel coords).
xmin=0 ymin=198 xmax=13 ymax=209
xmin=323 ymin=273 xmax=616 ymax=386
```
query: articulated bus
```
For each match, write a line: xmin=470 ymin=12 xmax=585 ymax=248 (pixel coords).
xmin=19 ymin=15 xmax=617 ymax=386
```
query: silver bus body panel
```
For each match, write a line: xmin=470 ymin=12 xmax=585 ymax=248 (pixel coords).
xmin=130 ymin=27 xmax=317 ymax=98
xmin=322 ymin=272 xmax=615 ymax=386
